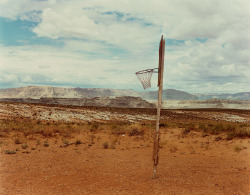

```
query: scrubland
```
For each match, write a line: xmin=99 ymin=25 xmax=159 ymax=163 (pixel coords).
xmin=0 ymin=102 xmax=249 ymax=194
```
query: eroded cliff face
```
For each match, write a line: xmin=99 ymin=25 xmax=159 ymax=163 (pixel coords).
xmin=0 ymin=96 xmax=156 ymax=108
xmin=0 ymin=86 xmax=197 ymax=100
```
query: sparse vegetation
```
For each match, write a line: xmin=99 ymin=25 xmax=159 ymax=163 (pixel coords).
xmin=62 ymin=139 xmax=69 ymax=145
xmin=75 ymin=139 xmax=82 ymax=145
xmin=0 ymin=140 xmax=5 ymax=146
xmin=0 ymin=103 xmax=249 ymax=159
xmin=5 ymin=150 xmax=16 ymax=154
xmin=177 ymin=121 xmax=250 ymax=139
xmin=128 ymin=124 xmax=145 ymax=136
xmin=102 ymin=142 xmax=109 ymax=149
xmin=44 ymin=140 xmax=49 ymax=147
xmin=1 ymin=102 xmax=249 ymax=194
xmin=1 ymin=113 xmax=247 ymax=141
xmin=21 ymin=144 xmax=28 ymax=149
xmin=234 ymin=146 xmax=242 ymax=152
xmin=90 ymin=123 xmax=99 ymax=132
xmin=14 ymin=137 xmax=22 ymax=144
xmin=181 ymin=128 xmax=190 ymax=137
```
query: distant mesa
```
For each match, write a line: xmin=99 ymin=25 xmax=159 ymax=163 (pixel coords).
xmin=0 ymin=86 xmax=249 ymax=100
xmin=0 ymin=86 xmax=249 ymax=109
xmin=0 ymin=86 xmax=198 ymax=100
xmin=0 ymin=96 xmax=156 ymax=109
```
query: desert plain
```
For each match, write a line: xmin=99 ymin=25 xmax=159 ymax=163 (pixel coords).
xmin=0 ymin=102 xmax=249 ymax=194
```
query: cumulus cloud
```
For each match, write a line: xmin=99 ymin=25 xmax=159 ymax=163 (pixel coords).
xmin=32 ymin=2 xmax=159 ymax=53
xmin=0 ymin=0 xmax=249 ymax=93
xmin=0 ymin=44 xmax=140 ymax=89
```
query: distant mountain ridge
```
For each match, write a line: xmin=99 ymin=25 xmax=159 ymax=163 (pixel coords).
xmin=0 ymin=86 xmax=249 ymax=100
xmin=194 ymin=92 xmax=250 ymax=100
xmin=0 ymin=86 xmax=197 ymax=100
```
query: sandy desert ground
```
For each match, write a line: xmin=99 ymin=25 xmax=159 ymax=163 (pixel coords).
xmin=0 ymin=102 xmax=249 ymax=194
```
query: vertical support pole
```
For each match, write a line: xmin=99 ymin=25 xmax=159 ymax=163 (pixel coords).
xmin=153 ymin=36 xmax=165 ymax=178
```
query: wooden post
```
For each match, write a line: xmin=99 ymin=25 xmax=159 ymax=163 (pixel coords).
xmin=153 ymin=36 xmax=165 ymax=178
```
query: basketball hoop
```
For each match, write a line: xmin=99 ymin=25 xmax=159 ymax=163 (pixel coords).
xmin=135 ymin=68 xmax=158 ymax=89
xmin=135 ymin=35 xmax=165 ymax=178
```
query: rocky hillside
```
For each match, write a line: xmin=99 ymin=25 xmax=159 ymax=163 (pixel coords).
xmin=139 ymin=89 xmax=198 ymax=100
xmin=0 ymin=86 xmax=196 ymax=100
xmin=0 ymin=96 xmax=155 ymax=108
xmin=1 ymin=86 xmax=248 ymax=100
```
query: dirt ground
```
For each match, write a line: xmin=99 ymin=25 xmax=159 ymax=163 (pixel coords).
xmin=0 ymin=102 xmax=249 ymax=194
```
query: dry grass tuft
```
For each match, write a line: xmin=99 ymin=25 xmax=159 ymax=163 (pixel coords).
xmin=5 ymin=150 xmax=16 ymax=154
xmin=102 ymin=142 xmax=109 ymax=149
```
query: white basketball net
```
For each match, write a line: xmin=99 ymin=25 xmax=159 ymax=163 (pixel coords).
xmin=135 ymin=68 xmax=158 ymax=89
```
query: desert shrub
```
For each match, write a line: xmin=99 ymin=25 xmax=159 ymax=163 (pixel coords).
xmin=214 ymin=136 xmax=222 ymax=141
xmin=229 ymin=127 xmax=250 ymax=139
xmin=208 ymin=123 xmax=214 ymax=127
xmin=44 ymin=140 xmax=49 ymax=147
xmin=0 ymin=126 xmax=10 ymax=137
xmin=111 ymin=124 xmax=118 ymax=130
xmin=42 ymin=127 xmax=54 ymax=137
xmin=226 ymin=132 xmax=236 ymax=140
xmin=127 ymin=123 xmax=145 ymax=136
xmin=90 ymin=123 xmax=99 ymax=132
xmin=211 ymin=123 xmax=224 ymax=134
xmin=236 ymin=127 xmax=250 ymax=137
xmin=187 ymin=123 xmax=196 ymax=131
xmin=239 ymin=124 xmax=248 ymax=128
xmin=23 ymin=129 xmax=33 ymax=137
xmin=129 ymin=128 xmax=144 ymax=136
xmin=59 ymin=128 xmax=72 ymax=138
xmin=0 ymin=140 xmax=5 ymax=146
xmin=111 ymin=127 xmax=126 ymax=135
xmin=234 ymin=146 xmax=242 ymax=152
xmin=110 ymin=123 xmax=131 ymax=135
xmin=75 ymin=139 xmax=82 ymax=145
xmin=14 ymin=137 xmax=22 ymax=144
xmin=21 ymin=144 xmax=28 ymax=149
xmin=226 ymin=124 xmax=236 ymax=132
xmin=159 ymin=123 xmax=168 ymax=128
xmin=62 ymin=139 xmax=69 ymax=145
xmin=181 ymin=128 xmax=190 ymax=137
xmin=5 ymin=150 xmax=16 ymax=154
xmin=198 ymin=123 xmax=208 ymax=132
xmin=102 ymin=142 xmax=109 ymax=149
xmin=177 ymin=123 xmax=185 ymax=128
xmin=213 ymin=123 xmax=250 ymax=139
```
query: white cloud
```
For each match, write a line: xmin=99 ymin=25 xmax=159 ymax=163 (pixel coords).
xmin=21 ymin=75 xmax=33 ymax=82
xmin=33 ymin=7 xmax=98 ymax=39
xmin=0 ymin=0 xmax=249 ymax=93
xmin=0 ymin=72 xmax=18 ymax=83
xmin=0 ymin=44 xmax=143 ymax=89
xmin=32 ymin=2 xmax=159 ymax=53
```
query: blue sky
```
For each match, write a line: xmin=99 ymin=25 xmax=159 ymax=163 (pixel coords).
xmin=0 ymin=0 xmax=249 ymax=93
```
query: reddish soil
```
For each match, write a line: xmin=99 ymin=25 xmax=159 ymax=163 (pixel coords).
xmin=0 ymin=103 xmax=249 ymax=194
